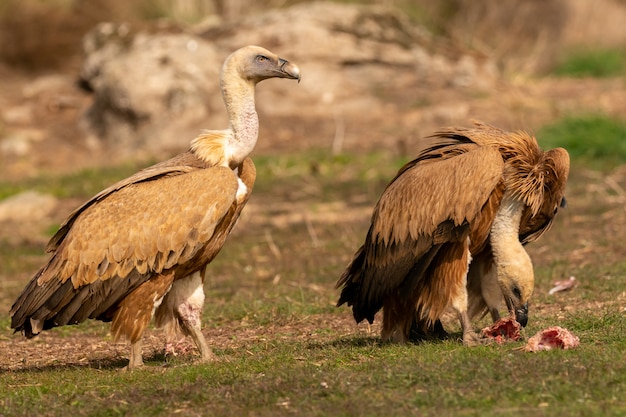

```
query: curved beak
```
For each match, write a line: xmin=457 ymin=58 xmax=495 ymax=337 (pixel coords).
xmin=278 ymin=58 xmax=301 ymax=83
xmin=515 ymin=303 xmax=529 ymax=327
xmin=505 ymin=296 xmax=528 ymax=327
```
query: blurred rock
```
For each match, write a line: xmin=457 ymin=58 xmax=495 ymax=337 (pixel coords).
xmin=0 ymin=190 xmax=58 ymax=223
xmin=80 ymin=22 xmax=222 ymax=156
xmin=0 ymin=190 xmax=58 ymax=245
xmin=0 ymin=129 xmax=45 ymax=157
xmin=1 ymin=104 xmax=34 ymax=125
xmin=22 ymin=74 xmax=73 ymax=99
xmin=80 ymin=2 xmax=498 ymax=156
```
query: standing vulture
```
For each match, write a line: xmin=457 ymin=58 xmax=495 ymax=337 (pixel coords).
xmin=337 ymin=122 xmax=569 ymax=345
xmin=10 ymin=45 xmax=300 ymax=368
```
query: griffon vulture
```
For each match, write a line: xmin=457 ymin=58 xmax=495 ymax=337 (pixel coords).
xmin=10 ymin=45 xmax=300 ymax=368
xmin=337 ymin=122 xmax=569 ymax=345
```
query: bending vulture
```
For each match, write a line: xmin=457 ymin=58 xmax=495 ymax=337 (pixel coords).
xmin=337 ymin=122 xmax=569 ymax=345
xmin=10 ymin=46 xmax=300 ymax=368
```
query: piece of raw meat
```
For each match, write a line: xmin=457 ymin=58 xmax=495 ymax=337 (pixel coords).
xmin=480 ymin=317 xmax=522 ymax=344
xmin=524 ymin=326 xmax=580 ymax=352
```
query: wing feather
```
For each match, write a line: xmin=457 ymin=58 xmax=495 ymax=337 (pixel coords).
xmin=58 ymin=166 xmax=239 ymax=286
xmin=46 ymin=152 xmax=211 ymax=253
xmin=338 ymin=145 xmax=505 ymax=323
xmin=11 ymin=163 xmax=242 ymax=334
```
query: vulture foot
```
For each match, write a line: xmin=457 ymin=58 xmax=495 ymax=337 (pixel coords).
xmin=125 ymin=340 xmax=144 ymax=370
xmin=457 ymin=310 xmax=484 ymax=346
xmin=461 ymin=331 xmax=486 ymax=346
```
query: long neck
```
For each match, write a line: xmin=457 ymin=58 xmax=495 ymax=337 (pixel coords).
xmin=491 ymin=194 xmax=523 ymax=248
xmin=490 ymin=193 xmax=533 ymax=277
xmin=221 ymin=71 xmax=259 ymax=167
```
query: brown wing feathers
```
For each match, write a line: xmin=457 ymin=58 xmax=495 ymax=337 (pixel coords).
xmin=337 ymin=122 xmax=570 ymax=334
xmin=46 ymin=152 xmax=211 ymax=253
xmin=10 ymin=160 xmax=245 ymax=337
xmin=337 ymin=133 xmax=505 ymax=324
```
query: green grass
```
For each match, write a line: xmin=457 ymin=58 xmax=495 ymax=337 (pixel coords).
xmin=251 ymin=150 xmax=404 ymax=200
xmin=537 ymin=114 xmax=626 ymax=169
xmin=2 ymin=328 xmax=625 ymax=416
xmin=0 ymin=161 xmax=148 ymax=201
xmin=1 ymin=145 xmax=625 ymax=416
xmin=553 ymin=48 xmax=626 ymax=78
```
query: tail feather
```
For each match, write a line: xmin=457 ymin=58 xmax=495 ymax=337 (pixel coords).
xmin=336 ymin=246 xmax=381 ymax=324
xmin=11 ymin=266 xmax=148 ymax=337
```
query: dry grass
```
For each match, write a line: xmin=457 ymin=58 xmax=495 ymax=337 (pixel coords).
xmin=0 ymin=147 xmax=625 ymax=416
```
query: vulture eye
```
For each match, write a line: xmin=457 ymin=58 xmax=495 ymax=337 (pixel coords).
xmin=256 ymin=55 xmax=268 ymax=63
xmin=512 ymin=286 xmax=522 ymax=300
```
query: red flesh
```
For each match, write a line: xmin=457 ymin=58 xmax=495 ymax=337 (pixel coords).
xmin=480 ymin=317 xmax=522 ymax=343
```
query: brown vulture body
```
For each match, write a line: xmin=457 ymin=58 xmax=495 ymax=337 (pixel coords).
xmin=337 ymin=122 xmax=569 ymax=344
xmin=10 ymin=46 xmax=300 ymax=368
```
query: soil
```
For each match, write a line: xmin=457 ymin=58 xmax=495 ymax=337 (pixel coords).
xmin=1 ymin=4 xmax=626 ymax=371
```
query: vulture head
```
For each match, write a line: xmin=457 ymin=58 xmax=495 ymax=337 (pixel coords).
xmin=490 ymin=190 xmax=540 ymax=328
xmin=222 ymin=45 xmax=301 ymax=85
xmin=496 ymin=224 xmax=535 ymax=327
xmin=495 ymin=244 xmax=533 ymax=327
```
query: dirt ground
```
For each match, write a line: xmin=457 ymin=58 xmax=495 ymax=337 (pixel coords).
xmin=1 ymin=3 xmax=626 ymax=372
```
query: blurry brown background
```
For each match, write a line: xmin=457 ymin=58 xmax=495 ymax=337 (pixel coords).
xmin=1 ymin=0 xmax=625 ymax=179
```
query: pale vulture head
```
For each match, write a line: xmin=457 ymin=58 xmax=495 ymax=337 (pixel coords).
xmin=222 ymin=45 xmax=301 ymax=85
xmin=497 ymin=254 xmax=533 ymax=327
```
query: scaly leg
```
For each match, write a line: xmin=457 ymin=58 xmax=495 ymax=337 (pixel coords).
xmin=127 ymin=339 xmax=144 ymax=369
xmin=182 ymin=317 xmax=215 ymax=362
xmin=457 ymin=310 xmax=481 ymax=346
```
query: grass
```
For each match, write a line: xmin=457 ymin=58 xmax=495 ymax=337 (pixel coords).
xmin=553 ymin=48 xmax=626 ymax=78
xmin=1 ymin=327 xmax=625 ymax=416
xmin=537 ymin=114 xmax=626 ymax=169
xmin=1 ymin=140 xmax=625 ymax=416
xmin=0 ymin=161 xmax=147 ymax=201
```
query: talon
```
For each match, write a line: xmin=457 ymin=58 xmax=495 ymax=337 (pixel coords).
xmin=462 ymin=331 xmax=482 ymax=346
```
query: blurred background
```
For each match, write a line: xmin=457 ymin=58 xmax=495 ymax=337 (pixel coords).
xmin=1 ymin=0 xmax=625 ymax=179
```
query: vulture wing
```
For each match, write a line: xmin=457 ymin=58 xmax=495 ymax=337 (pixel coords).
xmin=434 ymin=122 xmax=571 ymax=244
xmin=338 ymin=145 xmax=505 ymax=324
xmin=10 ymin=162 xmax=243 ymax=335
xmin=47 ymin=152 xmax=209 ymax=252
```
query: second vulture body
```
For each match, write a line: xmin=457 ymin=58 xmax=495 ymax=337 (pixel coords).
xmin=337 ymin=122 xmax=569 ymax=344
xmin=10 ymin=46 xmax=300 ymax=368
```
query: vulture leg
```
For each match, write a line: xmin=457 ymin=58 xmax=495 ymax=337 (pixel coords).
xmin=468 ymin=255 xmax=503 ymax=323
xmin=442 ymin=241 xmax=481 ymax=346
xmin=156 ymin=270 xmax=215 ymax=362
xmin=112 ymin=271 xmax=175 ymax=369
xmin=482 ymin=264 xmax=502 ymax=323
xmin=457 ymin=310 xmax=480 ymax=346
xmin=381 ymin=294 xmax=413 ymax=343
xmin=128 ymin=339 xmax=144 ymax=369
xmin=184 ymin=315 xmax=214 ymax=362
